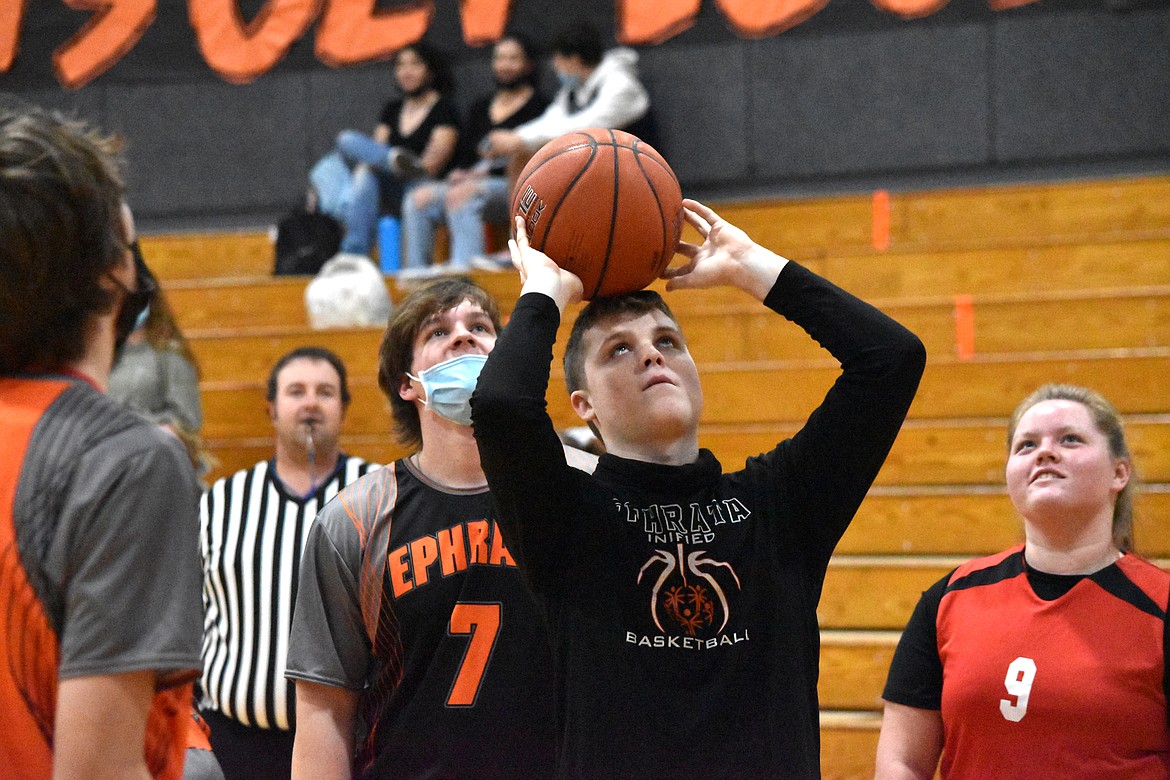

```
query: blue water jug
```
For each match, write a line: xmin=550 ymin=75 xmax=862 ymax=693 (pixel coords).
xmin=377 ymin=215 xmax=401 ymax=273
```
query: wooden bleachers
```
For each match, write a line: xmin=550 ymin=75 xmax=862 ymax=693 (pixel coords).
xmin=185 ymin=293 xmax=1170 ymax=390
xmin=150 ymin=174 xmax=1170 ymax=780
xmin=178 ymin=283 xmax=1170 ymax=363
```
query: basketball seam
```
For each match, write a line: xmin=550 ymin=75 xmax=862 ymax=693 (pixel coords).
xmin=511 ymin=138 xmax=597 ymax=203
xmin=538 ymin=138 xmax=599 ymax=274
xmin=632 ymin=142 xmax=673 ymax=277
xmin=588 ymin=128 xmax=622 ymax=300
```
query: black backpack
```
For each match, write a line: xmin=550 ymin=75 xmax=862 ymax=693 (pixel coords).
xmin=274 ymin=210 xmax=342 ymax=275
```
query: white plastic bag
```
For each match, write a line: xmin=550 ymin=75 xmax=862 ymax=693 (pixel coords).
xmin=305 ymin=252 xmax=392 ymax=329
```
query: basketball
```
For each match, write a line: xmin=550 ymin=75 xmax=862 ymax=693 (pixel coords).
xmin=510 ymin=128 xmax=684 ymax=299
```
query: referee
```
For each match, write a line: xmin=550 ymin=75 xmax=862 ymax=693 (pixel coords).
xmin=198 ymin=347 xmax=378 ymax=779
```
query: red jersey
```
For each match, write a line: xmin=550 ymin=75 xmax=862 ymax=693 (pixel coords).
xmin=935 ymin=546 xmax=1170 ymax=779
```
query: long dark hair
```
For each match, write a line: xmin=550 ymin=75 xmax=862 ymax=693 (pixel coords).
xmin=396 ymin=40 xmax=454 ymax=96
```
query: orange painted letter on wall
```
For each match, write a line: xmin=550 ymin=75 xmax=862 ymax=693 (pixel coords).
xmin=459 ymin=0 xmax=511 ymax=46
xmin=717 ymin=0 xmax=827 ymax=37
xmin=52 ymin=0 xmax=155 ymax=89
xmin=316 ymin=0 xmax=432 ymax=68
xmin=869 ymin=0 xmax=947 ymax=20
xmin=618 ymin=0 xmax=699 ymax=45
xmin=189 ymin=0 xmax=321 ymax=84
xmin=0 ymin=0 xmax=24 ymax=72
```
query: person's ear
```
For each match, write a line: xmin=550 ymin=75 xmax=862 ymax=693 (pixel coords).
xmin=570 ymin=389 xmax=595 ymax=425
xmin=1112 ymin=459 xmax=1132 ymax=494
xmin=267 ymin=401 xmax=277 ymax=422
xmin=400 ymin=375 xmax=421 ymax=403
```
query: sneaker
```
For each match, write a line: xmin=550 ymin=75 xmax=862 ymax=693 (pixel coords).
xmin=469 ymin=250 xmax=513 ymax=272
xmin=395 ymin=262 xmax=469 ymax=281
xmin=389 ymin=147 xmax=427 ymax=180
xmin=395 ymin=265 xmax=445 ymax=281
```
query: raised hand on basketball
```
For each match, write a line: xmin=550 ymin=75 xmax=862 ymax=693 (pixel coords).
xmin=664 ymin=199 xmax=790 ymax=302
xmin=510 ymin=216 xmax=584 ymax=312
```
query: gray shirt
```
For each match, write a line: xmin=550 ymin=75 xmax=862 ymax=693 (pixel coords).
xmin=109 ymin=341 xmax=203 ymax=431
xmin=10 ymin=376 xmax=204 ymax=682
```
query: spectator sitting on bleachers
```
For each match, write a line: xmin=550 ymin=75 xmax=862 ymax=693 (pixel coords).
xmin=109 ymin=280 xmax=213 ymax=480
xmin=477 ymin=22 xmax=652 ymax=254
xmin=310 ymin=41 xmax=460 ymax=259
xmin=399 ymin=33 xmax=548 ymax=276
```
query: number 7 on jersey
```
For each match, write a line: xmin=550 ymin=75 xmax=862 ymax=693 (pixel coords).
xmin=446 ymin=602 xmax=502 ymax=707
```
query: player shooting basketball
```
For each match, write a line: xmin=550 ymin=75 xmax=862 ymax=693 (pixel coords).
xmin=471 ymin=200 xmax=926 ymax=776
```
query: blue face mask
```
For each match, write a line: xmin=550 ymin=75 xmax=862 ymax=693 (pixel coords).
xmin=556 ymin=70 xmax=583 ymax=92
xmin=133 ymin=303 xmax=151 ymax=332
xmin=408 ymin=354 xmax=488 ymax=426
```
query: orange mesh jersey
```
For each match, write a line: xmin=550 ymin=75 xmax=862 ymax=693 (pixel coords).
xmin=0 ymin=375 xmax=201 ymax=779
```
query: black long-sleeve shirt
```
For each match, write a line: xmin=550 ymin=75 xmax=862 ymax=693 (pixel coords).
xmin=473 ymin=262 xmax=926 ymax=778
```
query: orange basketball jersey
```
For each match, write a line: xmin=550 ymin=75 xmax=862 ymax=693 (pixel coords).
xmin=0 ymin=376 xmax=192 ymax=779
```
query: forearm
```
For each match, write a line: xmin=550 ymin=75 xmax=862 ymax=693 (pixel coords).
xmin=55 ymin=671 xmax=155 ymax=780
xmin=767 ymin=261 xmax=922 ymax=371
xmin=420 ymin=126 xmax=459 ymax=178
xmin=514 ymin=102 xmax=572 ymax=150
xmin=292 ymin=681 xmax=358 ymax=780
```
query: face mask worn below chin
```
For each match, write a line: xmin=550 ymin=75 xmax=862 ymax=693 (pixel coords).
xmin=408 ymin=353 xmax=488 ymax=426
xmin=556 ymin=71 xmax=583 ymax=91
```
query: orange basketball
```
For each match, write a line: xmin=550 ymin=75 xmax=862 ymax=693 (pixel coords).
xmin=510 ymin=128 xmax=683 ymax=300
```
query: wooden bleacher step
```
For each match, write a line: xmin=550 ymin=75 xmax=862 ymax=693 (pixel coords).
xmin=201 ymin=415 xmax=1170 ymax=489
xmin=819 ymin=710 xmax=883 ymax=780
xmin=144 ymin=175 xmax=1170 ymax=282
xmin=175 ymin=286 xmax=1170 ymax=371
xmin=841 ymin=489 xmax=1170 ymax=558
xmin=163 ymin=240 xmax=1170 ymax=334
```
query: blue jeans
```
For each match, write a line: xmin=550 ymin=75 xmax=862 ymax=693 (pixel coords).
xmin=310 ymin=132 xmax=404 ymax=256
xmin=401 ymin=175 xmax=511 ymax=269
xmin=308 ymin=149 xmax=352 ymax=222
xmin=336 ymin=130 xmax=394 ymax=172
xmin=401 ymin=181 xmax=449 ymax=270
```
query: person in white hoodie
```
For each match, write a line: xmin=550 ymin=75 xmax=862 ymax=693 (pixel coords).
xmin=482 ymin=21 xmax=651 ymax=159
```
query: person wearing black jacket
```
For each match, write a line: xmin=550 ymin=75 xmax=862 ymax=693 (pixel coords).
xmin=472 ymin=200 xmax=926 ymax=778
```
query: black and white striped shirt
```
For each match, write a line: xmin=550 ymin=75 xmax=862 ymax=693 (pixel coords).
xmin=199 ymin=455 xmax=377 ymax=730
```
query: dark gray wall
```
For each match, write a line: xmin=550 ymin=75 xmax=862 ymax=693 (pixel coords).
xmin=3 ymin=0 xmax=1168 ymax=230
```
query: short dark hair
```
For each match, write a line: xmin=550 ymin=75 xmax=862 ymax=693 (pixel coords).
xmin=397 ymin=40 xmax=454 ymax=96
xmin=551 ymin=21 xmax=604 ymax=68
xmin=564 ymin=290 xmax=679 ymax=395
xmin=0 ymin=104 xmax=127 ymax=373
xmin=266 ymin=347 xmax=352 ymax=406
xmin=378 ymin=277 xmax=501 ymax=450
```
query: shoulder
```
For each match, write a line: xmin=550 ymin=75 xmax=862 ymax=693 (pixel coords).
xmin=45 ymin=385 xmax=186 ymax=476
xmin=321 ymin=463 xmax=400 ymax=538
xmin=600 ymin=47 xmax=640 ymax=71
xmin=337 ymin=455 xmax=380 ymax=485
xmin=949 ymin=545 xmax=1025 ymax=586
xmin=1114 ymin=553 xmax=1170 ymax=607
xmin=206 ymin=460 xmax=269 ymax=492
